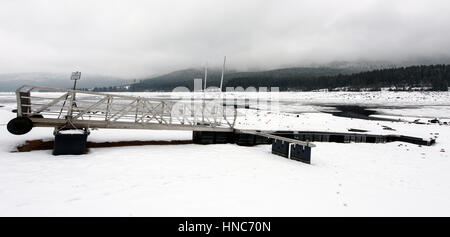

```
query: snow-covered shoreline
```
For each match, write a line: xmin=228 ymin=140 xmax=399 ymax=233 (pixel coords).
xmin=1 ymin=92 xmax=449 ymax=216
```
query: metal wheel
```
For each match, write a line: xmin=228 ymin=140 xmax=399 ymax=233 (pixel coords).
xmin=7 ymin=117 xmax=33 ymax=135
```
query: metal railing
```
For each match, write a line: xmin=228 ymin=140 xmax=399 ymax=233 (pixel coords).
xmin=16 ymin=85 xmax=237 ymax=132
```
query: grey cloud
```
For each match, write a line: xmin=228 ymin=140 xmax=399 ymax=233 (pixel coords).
xmin=0 ymin=0 xmax=449 ymax=78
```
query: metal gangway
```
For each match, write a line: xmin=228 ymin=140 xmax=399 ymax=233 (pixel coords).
xmin=10 ymin=84 xmax=238 ymax=134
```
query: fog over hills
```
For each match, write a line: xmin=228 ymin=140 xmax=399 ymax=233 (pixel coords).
xmin=0 ymin=61 xmax=367 ymax=92
xmin=0 ymin=72 xmax=131 ymax=92
xmin=3 ymin=57 xmax=450 ymax=92
xmin=109 ymin=66 xmax=358 ymax=92
xmin=115 ymin=58 xmax=450 ymax=92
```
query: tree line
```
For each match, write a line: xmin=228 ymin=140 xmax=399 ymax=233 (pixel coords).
xmin=87 ymin=64 xmax=450 ymax=92
xmin=225 ymin=64 xmax=449 ymax=91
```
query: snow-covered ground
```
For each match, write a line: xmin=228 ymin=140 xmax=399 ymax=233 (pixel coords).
xmin=0 ymin=92 xmax=449 ymax=216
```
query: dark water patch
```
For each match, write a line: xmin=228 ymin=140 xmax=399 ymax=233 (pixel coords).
xmin=348 ymin=128 xmax=369 ymax=133
xmin=316 ymin=105 xmax=400 ymax=121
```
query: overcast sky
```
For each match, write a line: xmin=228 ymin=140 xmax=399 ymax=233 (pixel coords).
xmin=1 ymin=0 xmax=450 ymax=77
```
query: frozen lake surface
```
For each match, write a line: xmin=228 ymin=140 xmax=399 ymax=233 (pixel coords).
xmin=0 ymin=91 xmax=449 ymax=216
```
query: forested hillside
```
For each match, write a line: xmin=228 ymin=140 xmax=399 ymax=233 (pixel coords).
xmin=93 ymin=65 xmax=450 ymax=92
